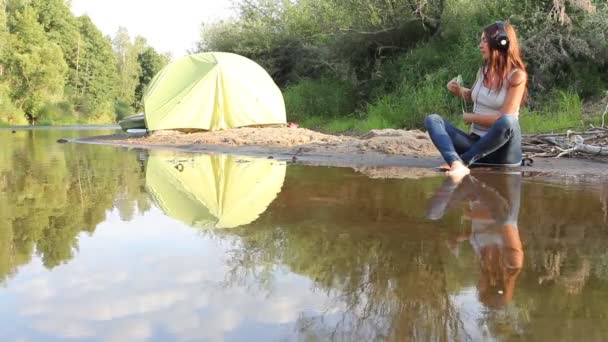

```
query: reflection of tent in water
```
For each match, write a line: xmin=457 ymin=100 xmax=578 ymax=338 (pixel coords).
xmin=145 ymin=153 xmax=286 ymax=228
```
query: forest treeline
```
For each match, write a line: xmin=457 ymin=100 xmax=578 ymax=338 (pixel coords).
xmin=198 ymin=0 xmax=608 ymax=131
xmin=0 ymin=0 xmax=168 ymax=126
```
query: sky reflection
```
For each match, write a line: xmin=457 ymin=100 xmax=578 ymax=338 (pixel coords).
xmin=0 ymin=208 xmax=330 ymax=341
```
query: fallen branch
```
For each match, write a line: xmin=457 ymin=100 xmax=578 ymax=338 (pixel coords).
xmin=523 ymin=127 xmax=608 ymax=159
xmin=556 ymin=140 xmax=608 ymax=158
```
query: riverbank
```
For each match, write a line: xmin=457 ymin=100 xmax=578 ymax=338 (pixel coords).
xmin=72 ymin=127 xmax=608 ymax=182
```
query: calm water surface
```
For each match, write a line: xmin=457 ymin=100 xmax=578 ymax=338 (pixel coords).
xmin=1 ymin=128 xmax=608 ymax=341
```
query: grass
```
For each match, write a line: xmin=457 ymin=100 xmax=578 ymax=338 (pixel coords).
xmin=324 ymin=118 xmax=356 ymax=132
xmin=284 ymin=78 xmax=358 ymax=122
xmin=295 ymin=87 xmax=594 ymax=136
xmin=520 ymin=90 xmax=586 ymax=134
xmin=519 ymin=111 xmax=584 ymax=134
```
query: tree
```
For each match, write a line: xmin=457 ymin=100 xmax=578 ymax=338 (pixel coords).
xmin=134 ymin=46 xmax=168 ymax=111
xmin=112 ymin=27 xmax=141 ymax=108
xmin=30 ymin=0 xmax=80 ymax=91
xmin=0 ymin=1 xmax=8 ymax=76
xmin=4 ymin=4 xmax=66 ymax=123
xmin=74 ymin=15 xmax=117 ymax=119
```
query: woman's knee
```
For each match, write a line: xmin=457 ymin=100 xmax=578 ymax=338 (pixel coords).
xmin=425 ymin=113 xmax=443 ymax=128
xmin=496 ymin=114 xmax=518 ymax=128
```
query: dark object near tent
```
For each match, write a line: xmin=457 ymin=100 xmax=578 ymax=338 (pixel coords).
xmin=118 ymin=113 xmax=146 ymax=131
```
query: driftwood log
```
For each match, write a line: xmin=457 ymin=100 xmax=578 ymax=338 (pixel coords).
xmin=523 ymin=127 xmax=608 ymax=159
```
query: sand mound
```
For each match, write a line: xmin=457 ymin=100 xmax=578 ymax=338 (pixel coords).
xmin=126 ymin=126 xmax=439 ymax=157
xmin=147 ymin=127 xmax=352 ymax=147
xmin=357 ymin=129 xmax=438 ymax=156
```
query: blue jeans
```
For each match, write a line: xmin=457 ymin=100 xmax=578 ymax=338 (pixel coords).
xmin=424 ymin=114 xmax=522 ymax=166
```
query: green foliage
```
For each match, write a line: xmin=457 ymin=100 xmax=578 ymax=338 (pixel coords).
xmin=37 ymin=101 xmax=79 ymax=125
xmin=0 ymin=2 xmax=165 ymax=126
xmin=5 ymin=4 xmax=67 ymax=120
xmin=198 ymin=0 xmax=444 ymax=88
xmin=30 ymin=0 xmax=80 ymax=86
xmin=113 ymin=28 xmax=144 ymax=107
xmin=134 ymin=47 xmax=169 ymax=111
xmin=114 ymin=99 xmax=135 ymax=122
xmin=322 ymin=118 xmax=355 ymax=133
xmin=298 ymin=114 xmax=324 ymax=129
xmin=199 ymin=0 xmax=608 ymax=132
xmin=284 ymin=78 xmax=357 ymax=121
xmin=366 ymin=77 xmax=448 ymax=129
xmin=354 ymin=112 xmax=392 ymax=131
xmin=72 ymin=15 xmax=117 ymax=119
xmin=0 ymin=81 xmax=26 ymax=125
xmin=520 ymin=90 xmax=585 ymax=133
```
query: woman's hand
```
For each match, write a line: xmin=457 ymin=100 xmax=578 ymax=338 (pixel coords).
xmin=447 ymin=80 xmax=462 ymax=97
xmin=462 ymin=113 xmax=474 ymax=123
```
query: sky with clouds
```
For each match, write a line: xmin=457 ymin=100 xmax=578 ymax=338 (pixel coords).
xmin=70 ymin=0 xmax=235 ymax=58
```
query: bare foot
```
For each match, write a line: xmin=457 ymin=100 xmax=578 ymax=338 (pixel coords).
xmin=436 ymin=163 xmax=450 ymax=171
xmin=445 ymin=161 xmax=470 ymax=183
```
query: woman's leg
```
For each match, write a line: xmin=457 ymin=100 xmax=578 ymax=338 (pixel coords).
xmin=460 ymin=115 xmax=522 ymax=166
xmin=425 ymin=114 xmax=476 ymax=165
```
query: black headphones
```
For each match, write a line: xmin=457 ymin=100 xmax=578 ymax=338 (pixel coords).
xmin=491 ymin=21 xmax=510 ymax=51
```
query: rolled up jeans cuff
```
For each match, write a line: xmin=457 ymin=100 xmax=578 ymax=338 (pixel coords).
xmin=443 ymin=152 xmax=462 ymax=166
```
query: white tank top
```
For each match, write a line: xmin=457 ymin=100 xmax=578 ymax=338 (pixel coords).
xmin=470 ymin=68 xmax=520 ymax=136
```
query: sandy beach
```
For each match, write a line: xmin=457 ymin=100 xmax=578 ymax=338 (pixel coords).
xmin=73 ymin=126 xmax=608 ymax=182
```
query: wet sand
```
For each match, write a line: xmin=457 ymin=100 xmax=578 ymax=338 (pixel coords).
xmin=72 ymin=127 xmax=608 ymax=182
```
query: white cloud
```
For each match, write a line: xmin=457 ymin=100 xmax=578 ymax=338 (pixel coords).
xmin=33 ymin=319 xmax=94 ymax=339
xmin=102 ymin=319 xmax=153 ymax=342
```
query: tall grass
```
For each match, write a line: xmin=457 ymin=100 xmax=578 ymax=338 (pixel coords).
xmin=520 ymin=90 xmax=585 ymax=133
xmin=299 ymin=87 xmax=589 ymax=135
xmin=284 ymin=78 xmax=358 ymax=122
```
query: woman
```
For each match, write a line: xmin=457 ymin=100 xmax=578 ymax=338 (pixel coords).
xmin=425 ymin=21 xmax=528 ymax=180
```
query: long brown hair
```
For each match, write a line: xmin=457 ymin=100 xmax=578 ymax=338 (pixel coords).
xmin=482 ymin=22 xmax=528 ymax=104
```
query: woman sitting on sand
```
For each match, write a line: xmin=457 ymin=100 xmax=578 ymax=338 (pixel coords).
xmin=425 ymin=21 xmax=528 ymax=180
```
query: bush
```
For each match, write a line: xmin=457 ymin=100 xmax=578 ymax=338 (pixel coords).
xmin=38 ymin=101 xmax=78 ymax=125
xmin=0 ymin=82 xmax=27 ymax=125
xmin=114 ymin=100 xmax=135 ymax=122
xmin=284 ymin=78 xmax=358 ymax=122
xmin=363 ymin=67 xmax=464 ymax=129
xmin=37 ymin=118 xmax=54 ymax=126
xmin=520 ymin=90 xmax=585 ymax=133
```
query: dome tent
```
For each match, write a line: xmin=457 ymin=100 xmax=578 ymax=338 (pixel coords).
xmin=144 ymin=52 xmax=286 ymax=131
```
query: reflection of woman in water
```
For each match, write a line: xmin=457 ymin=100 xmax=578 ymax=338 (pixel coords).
xmin=427 ymin=173 xmax=524 ymax=308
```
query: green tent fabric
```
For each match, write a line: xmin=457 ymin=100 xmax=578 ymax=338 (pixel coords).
xmin=145 ymin=152 xmax=286 ymax=229
xmin=143 ymin=52 xmax=286 ymax=131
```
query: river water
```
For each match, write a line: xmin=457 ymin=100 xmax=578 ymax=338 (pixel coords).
xmin=1 ymin=128 xmax=607 ymax=341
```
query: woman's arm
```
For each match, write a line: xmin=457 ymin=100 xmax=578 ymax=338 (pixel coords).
xmin=447 ymin=81 xmax=473 ymax=102
xmin=463 ymin=71 xmax=527 ymax=126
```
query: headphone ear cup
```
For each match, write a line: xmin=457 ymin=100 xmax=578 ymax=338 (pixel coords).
xmin=493 ymin=21 xmax=510 ymax=50
xmin=498 ymin=36 xmax=509 ymax=49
